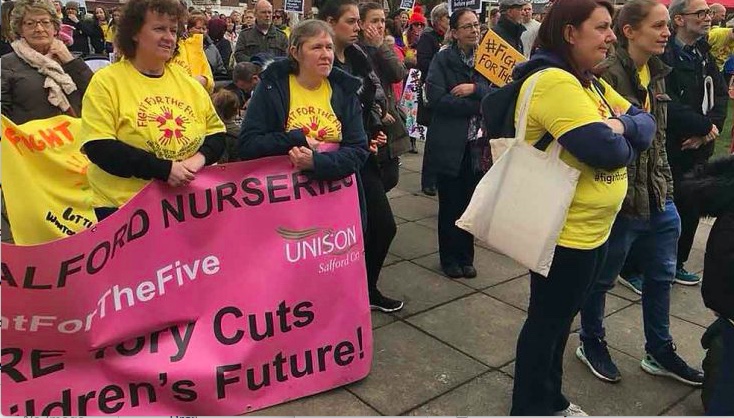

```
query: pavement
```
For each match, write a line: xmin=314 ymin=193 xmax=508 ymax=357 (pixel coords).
xmin=254 ymin=144 xmax=714 ymax=416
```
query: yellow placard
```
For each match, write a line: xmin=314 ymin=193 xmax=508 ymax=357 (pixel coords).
xmin=474 ymin=29 xmax=527 ymax=87
xmin=1 ymin=115 xmax=95 ymax=245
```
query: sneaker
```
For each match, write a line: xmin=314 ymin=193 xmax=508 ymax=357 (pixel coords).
xmin=640 ymin=343 xmax=704 ymax=386
xmin=554 ymin=403 xmax=588 ymax=416
xmin=442 ymin=264 xmax=463 ymax=279
xmin=576 ymin=339 xmax=622 ymax=382
xmin=369 ymin=291 xmax=404 ymax=313
xmin=618 ymin=274 xmax=643 ymax=295
xmin=674 ymin=267 xmax=701 ymax=285
xmin=462 ymin=265 xmax=477 ymax=278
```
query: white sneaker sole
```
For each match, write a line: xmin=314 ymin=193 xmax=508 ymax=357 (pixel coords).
xmin=640 ymin=360 xmax=703 ymax=387
xmin=617 ymin=277 xmax=643 ymax=295
xmin=369 ymin=302 xmax=404 ymax=313
xmin=575 ymin=346 xmax=621 ymax=383
xmin=673 ymin=277 xmax=702 ymax=286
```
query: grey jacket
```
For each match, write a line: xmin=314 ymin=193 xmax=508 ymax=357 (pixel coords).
xmin=234 ymin=25 xmax=288 ymax=63
xmin=1 ymin=52 xmax=93 ymax=124
xmin=599 ymin=47 xmax=674 ymax=218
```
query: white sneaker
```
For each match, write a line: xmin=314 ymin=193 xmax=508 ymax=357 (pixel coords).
xmin=554 ymin=403 xmax=589 ymax=416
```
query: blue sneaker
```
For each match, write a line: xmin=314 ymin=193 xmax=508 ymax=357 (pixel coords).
xmin=618 ymin=274 xmax=643 ymax=295
xmin=641 ymin=343 xmax=704 ymax=386
xmin=674 ymin=267 xmax=701 ymax=286
xmin=576 ymin=338 xmax=622 ymax=383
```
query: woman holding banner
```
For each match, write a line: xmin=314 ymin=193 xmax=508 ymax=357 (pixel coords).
xmin=80 ymin=0 xmax=225 ymax=221
xmin=508 ymin=0 xmax=655 ymax=414
xmin=1 ymin=0 xmax=93 ymax=124
xmin=425 ymin=8 xmax=491 ymax=280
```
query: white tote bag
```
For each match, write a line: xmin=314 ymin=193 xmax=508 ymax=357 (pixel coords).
xmin=456 ymin=72 xmax=581 ymax=277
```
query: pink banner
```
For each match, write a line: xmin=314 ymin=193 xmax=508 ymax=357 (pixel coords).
xmin=1 ymin=157 xmax=372 ymax=415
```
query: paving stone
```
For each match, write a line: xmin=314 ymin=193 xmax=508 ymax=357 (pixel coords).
xmin=692 ymin=221 xmax=712 ymax=252
xmin=383 ymin=252 xmax=402 ymax=267
xmin=608 ymin=277 xmax=643 ymax=302
xmin=413 ymin=246 xmax=528 ymax=290
xmin=415 ymin=215 xmax=438 ymax=230
xmin=394 ymin=215 xmax=409 ymax=225
xmin=398 ymin=153 xmax=424 ymax=173
xmin=560 ymin=343 xmax=694 ymax=416
xmin=485 ymin=275 xmax=633 ymax=317
xmin=389 ymin=194 xmax=439 ymax=221
xmin=602 ymin=304 xmax=706 ymax=365
xmin=408 ymin=371 xmax=513 ymax=416
xmin=389 ymin=222 xmax=439 ymax=260
xmin=371 ymin=311 xmax=396 ymax=329
xmin=662 ymin=390 xmax=705 ymax=416
xmin=347 ymin=321 xmax=488 ymax=415
xmin=407 ymin=293 xmax=526 ymax=367
xmin=377 ymin=261 xmax=474 ymax=318
xmin=386 ymin=187 xmax=410 ymax=200
xmin=395 ymin=171 xmax=422 ymax=195
xmin=669 ymin=282 xmax=717 ymax=328
xmin=251 ymin=388 xmax=379 ymax=416
xmin=685 ymin=248 xmax=705 ymax=275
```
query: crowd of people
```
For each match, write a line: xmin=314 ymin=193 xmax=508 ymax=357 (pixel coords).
xmin=1 ymin=0 xmax=733 ymax=415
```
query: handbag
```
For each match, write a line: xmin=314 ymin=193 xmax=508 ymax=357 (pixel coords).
xmin=456 ymin=71 xmax=581 ymax=277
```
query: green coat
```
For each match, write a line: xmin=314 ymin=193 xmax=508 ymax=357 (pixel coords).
xmin=598 ymin=48 xmax=675 ymax=219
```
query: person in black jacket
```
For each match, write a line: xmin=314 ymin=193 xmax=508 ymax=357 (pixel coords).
xmin=62 ymin=1 xmax=93 ymax=56
xmin=679 ymin=155 xmax=734 ymax=415
xmin=493 ymin=0 xmax=528 ymax=55
xmin=319 ymin=0 xmax=404 ymax=312
xmin=415 ymin=2 xmax=449 ymax=196
xmin=425 ymin=8 xmax=492 ymax=280
xmin=662 ymin=0 xmax=728 ymax=286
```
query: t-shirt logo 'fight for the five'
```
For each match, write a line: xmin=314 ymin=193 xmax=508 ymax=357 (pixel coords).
xmin=299 ymin=115 xmax=340 ymax=142
xmin=136 ymin=96 xmax=200 ymax=160
xmin=287 ymin=106 xmax=343 ymax=144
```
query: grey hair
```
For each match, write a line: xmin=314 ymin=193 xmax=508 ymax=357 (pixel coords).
xmin=10 ymin=0 xmax=60 ymax=38
xmin=288 ymin=19 xmax=335 ymax=73
xmin=668 ymin=0 xmax=693 ymax=20
xmin=431 ymin=2 xmax=449 ymax=24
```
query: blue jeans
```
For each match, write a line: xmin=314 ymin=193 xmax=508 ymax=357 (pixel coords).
xmin=708 ymin=319 xmax=734 ymax=415
xmin=580 ymin=199 xmax=681 ymax=353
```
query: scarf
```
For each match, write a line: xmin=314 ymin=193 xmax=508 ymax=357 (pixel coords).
xmin=11 ymin=38 xmax=78 ymax=113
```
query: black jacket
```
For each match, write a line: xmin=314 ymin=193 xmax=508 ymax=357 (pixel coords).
xmin=662 ymin=36 xmax=727 ymax=168
xmin=493 ymin=15 xmax=526 ymax=55
xmin=238 ymin=59 xmax=369 ymax=180
xmin=416 ymin=26 xmax=443 ymax=82
xmin=425 ymin=44 xmax=492 ymax=177
xmin=679 ymin=156 xmax=734 ymax=321
xmin=63 ymin=17 xmax=95 ymax=56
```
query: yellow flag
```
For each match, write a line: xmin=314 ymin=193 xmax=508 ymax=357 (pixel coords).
xmin=172 ymin=33 xmax=215 ymax=93
xmin=475 ymin=30 xmax=527 ymax=87
xmin=1 ymin=115 xmax=95 ymax=245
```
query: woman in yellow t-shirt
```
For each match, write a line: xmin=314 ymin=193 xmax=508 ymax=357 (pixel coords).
xmin=509 ymin=0 xmax=656 ymax=415
xmin=80 ymin=0 xmax=225 ymax=221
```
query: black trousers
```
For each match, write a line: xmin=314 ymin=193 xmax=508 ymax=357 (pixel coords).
xmin=436 ymin=148 xmax=482 ymax=268
xmin=361 ymin=155 xmax=397 ymax=294
xmin=511 ymin=243 xmax=609 ymax=416
xmin=670 ymin=155 xmax=705 ymax=268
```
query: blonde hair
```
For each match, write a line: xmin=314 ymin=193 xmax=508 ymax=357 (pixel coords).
xmin=288 ymin=19 xmax=335 ymax=73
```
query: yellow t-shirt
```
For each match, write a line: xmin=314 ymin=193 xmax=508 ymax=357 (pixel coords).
xmin=517 ymin=68 xmax=632 ymax=250
xmin=172 ymin=34 xmax=215 ymax=92
xmin=103 ymin=23 xmax=115 ymax=43
xmin=638 ymin=63 xmax=651 ymax=112
xmin=285 ymin=75 xmax=342 ymax=149
xmin=80 ymin=60 xmax=225 ymax=208
xmin=708 ymin=27 xmax=734 ymax=70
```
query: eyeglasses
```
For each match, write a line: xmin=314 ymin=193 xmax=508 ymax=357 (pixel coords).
xmin=458 ymin=22 xmax=481 ymax=31
xmin=681 ymin=9 xmax=713 ymax=19
xmin=22 ymin=19 xmax=54 ymax=29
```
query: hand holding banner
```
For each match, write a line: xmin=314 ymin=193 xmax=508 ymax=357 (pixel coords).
xmin=474 ymin=29 xmax=527 ymax=87
xmin=1 ymin=158 xmax=372 ymax=415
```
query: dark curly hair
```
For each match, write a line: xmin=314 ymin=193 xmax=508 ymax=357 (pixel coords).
xmin=116 ymin=0 xmax=186 ymax=60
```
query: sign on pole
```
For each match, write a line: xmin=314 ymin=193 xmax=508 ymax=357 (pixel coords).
xmin=474 ymin=29 xmax=527 ymax=86
xmin=448 ymin=0 xmax=482 ymax=13
xmin=399 ymin=0 xmax=415 ymax=10
xmin=285 ymin=0 xmax=304 ymax=13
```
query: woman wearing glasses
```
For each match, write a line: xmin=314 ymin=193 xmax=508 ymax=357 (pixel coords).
xmin=425 ymin=8 xmax=491 ymax=279
xmin=1 ymin=0 xmax=93 ymax=124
